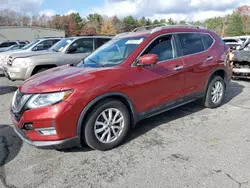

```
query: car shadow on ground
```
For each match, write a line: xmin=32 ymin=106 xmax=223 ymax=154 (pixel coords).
xmin=0 ymin=86 xmax=17 ymax=95
xmin=0 ymin=124 xmax=23 ymax=187
xmin=61 ymin=81 xmax=245 ymax=152
xmin=126 ymin=81 xmax=244 ymax=146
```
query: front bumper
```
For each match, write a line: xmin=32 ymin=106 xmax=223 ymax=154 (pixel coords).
xmin=11 ymin=101 xmax=82 ymax=149
xmin=3 ymin=65 xmax=32 ymax=81
xmin=14 ymin=126 xmax=80 ymax=149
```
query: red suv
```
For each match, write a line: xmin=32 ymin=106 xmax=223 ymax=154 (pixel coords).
xmin=12 ymin=25 xmax=232 ymax=151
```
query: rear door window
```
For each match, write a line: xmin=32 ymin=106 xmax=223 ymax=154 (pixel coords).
xmin=178 ymin=33 xmax=205 ymax=56
xmin=68 ymin=38 xmax=94 ymax=53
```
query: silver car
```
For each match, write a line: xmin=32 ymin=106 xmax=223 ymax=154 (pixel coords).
xmin=0 ymin=38 xmax=61 ymax=71
xmin=3 ymin=36 xmax=112 ymax=81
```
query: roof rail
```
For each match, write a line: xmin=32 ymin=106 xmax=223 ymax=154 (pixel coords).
xmin=132 ymin=24 xmax=168 ymax=32
xmin=150 ymin=24 xmax=206 ymax=33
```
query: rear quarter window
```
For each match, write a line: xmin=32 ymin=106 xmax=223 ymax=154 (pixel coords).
xmin=178 ymin=33 xmax=204 ymax=56
xmin=201 ymin=34 xmax=214 ymax=50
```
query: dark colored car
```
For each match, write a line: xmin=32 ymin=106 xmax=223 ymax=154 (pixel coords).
xmin=11 ymin=25 xmax=232 ymax=151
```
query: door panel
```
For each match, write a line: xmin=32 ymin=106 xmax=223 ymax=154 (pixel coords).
xmin=177 ymin=33 xmax=216 ymax=96
xmin=131 ymin=58 xmax=185 ymax=113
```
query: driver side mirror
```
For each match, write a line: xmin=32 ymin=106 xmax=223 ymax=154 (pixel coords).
xmin=137 ymin=54 xmax=158 ymax=66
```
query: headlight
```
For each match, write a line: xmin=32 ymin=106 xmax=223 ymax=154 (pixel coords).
xmin=12 ymin=58 xmax=32 ymax=67
xmin=26 ymin=90 xmax=73 ymax=109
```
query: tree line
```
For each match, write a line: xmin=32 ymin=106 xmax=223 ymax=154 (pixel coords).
xmin=0 ymin=5 xmax=249 ymax=37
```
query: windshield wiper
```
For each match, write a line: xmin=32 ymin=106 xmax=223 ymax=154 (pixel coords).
xmin=88 ymin=58 xmax=104 ymax=67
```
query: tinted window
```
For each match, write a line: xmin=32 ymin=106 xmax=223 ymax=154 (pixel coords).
xmin=223 ymin=39 xmax=238 ymax=43
xmin=178 ymin=33 xmax=204 ymax=56
xmin=68 ymin=38 xmax=94 ymax=53
xmin=96 ymin=38 xmax=111 ymax=48
xmin=201 ymin=34 xmax=214 ymax=50
xmin=142 ymin=35 xmax=175 ymax=61
xmin=0 ymin=42 xmax=16 ymax=47
xmin=22 ymin=40 xmax=40 ymax=50
xmin=18 ymin=42 xmax=26 ymax=45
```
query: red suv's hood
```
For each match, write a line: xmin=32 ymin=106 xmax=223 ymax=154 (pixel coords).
xmin=20 ymin=66 xmax=104 ymax=93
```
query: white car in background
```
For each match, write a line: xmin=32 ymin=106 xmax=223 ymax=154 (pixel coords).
xmin=223 ymin=37 xmax=244 ymax=49
xmin=0 ymin=37 xmax=61 ymax=71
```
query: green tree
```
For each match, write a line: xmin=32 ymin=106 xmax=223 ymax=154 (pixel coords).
xmin=153 ymin=19 xmax=160 ymax=25
xmin=226 ymin=12 xmax=245 ymax=36
xmin=138 ymin=16 xmax=147 ymax=26
xmin=87 ymin=13 xmax=103 ymax=33
xmin=123 ymin=16 xmax=138 ymax=31
xmin=167 ymin=18 xmax=175 ymax=25
xmin=179 ymin=20 xmax=186 ymax=24
xmin=71 ymin=12 xmax=83 ymax=34
xmin=160 ymin=19 xmax=166 ymax=24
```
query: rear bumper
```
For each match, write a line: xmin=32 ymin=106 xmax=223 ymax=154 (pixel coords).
xmin=14 ymin=126 xmax=81 ymax=149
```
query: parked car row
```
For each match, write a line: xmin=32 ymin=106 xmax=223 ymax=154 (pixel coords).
xmin=2 ymin=36 xmax=112 ymax=81
xmin=8 ymin=24 xmax=232 ymax=151
xmin=0 ymin=37 xmax=62 ymax=71
xmin=0 ymin=40 xmax=29 ymax=53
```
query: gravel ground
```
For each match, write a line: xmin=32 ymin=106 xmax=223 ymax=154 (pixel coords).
xmin=1 ymin=74 xmax=250 ymax=188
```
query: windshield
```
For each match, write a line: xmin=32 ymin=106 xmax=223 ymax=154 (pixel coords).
xmin=51 ymin=38 xmax=75 ymax=52
xmin=77 ymin=37 xmax=146 ymax=68
xmin=22 ymin=40 xmax=40 ymax=50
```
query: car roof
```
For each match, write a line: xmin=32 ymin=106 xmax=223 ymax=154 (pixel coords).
xmin=73 ymin=35 xmax=114 ymax=39
xmin=114 ymin=24 xmax=209 ymax=39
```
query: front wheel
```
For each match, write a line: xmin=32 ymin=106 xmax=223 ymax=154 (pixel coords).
xmin=202 ymin=76 xmax=225 ymax=108
xmin=83 ymin=100 xmax=130 ymax=151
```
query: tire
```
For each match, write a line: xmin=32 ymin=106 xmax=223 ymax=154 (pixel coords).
xmin=203 ymin=76 xmax=225 ymax=108
xmin=83 ymin=99 xmax=130 ymax=151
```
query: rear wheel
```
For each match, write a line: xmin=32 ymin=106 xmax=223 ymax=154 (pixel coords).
xmin=83 ymin=100 xmax=130 ymax=151
xmin=203 ymin=76 xmax=225 ymax=108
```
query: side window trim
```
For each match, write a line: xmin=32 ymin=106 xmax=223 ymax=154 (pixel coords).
xmin=134 ymin=34 xmax=177 ymax=65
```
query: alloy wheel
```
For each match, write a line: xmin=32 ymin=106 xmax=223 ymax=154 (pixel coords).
xmin=94 ymin=108 xmax=124 ymax=143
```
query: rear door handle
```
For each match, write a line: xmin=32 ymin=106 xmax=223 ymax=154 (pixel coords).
xmin=206 ymin=56 xmax=214 ymax=61
xmin=173 ymin=65 xmax=184 ymax=71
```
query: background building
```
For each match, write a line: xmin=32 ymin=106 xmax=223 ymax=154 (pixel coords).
xmin=0 ymin=26 xmax=65 ymax=42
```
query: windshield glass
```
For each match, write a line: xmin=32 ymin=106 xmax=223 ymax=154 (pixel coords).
xmin=77 ymin=37 xmax=146 ymax=68
xmin=51 ymin=38 xmax=75 ymax=52
xmin=22 ymin=40 xmax=40 ymax=50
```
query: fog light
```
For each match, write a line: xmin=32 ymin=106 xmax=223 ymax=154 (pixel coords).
xmin=23 ymin=123 xmax=34 ymax=131
xmin=36 ymin=128 xmax=57 ymax=136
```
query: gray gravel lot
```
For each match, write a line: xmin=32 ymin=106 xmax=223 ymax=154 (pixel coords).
xmin=1 ymin=74 xmax=250 ymax=188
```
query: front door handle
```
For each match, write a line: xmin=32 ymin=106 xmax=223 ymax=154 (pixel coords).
xmin=173 ymin=65 xmax=184 ymax=71
xmin=206 ymin=56 xmax=214 ymax=61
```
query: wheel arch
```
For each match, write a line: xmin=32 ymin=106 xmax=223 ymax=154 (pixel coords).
xmin=205 ymin=67 xmax=228 ymax=91
xmin=31 ymin=64 xmax=57 ymax=75
xmin=76 ymin=92 xmax=137 ymax=141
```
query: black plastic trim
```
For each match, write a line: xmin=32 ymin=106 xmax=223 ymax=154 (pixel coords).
xmin=14 ymin=126 xmax=81 ymax=149
xmin=76 ymin=92 xmax=137 ymax=139
xmin=137 ymin=91 xmax=205 ymax=121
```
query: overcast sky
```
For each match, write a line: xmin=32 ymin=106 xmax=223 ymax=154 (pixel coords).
xmin=0 ymin=0 xmax=249 ymax=21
